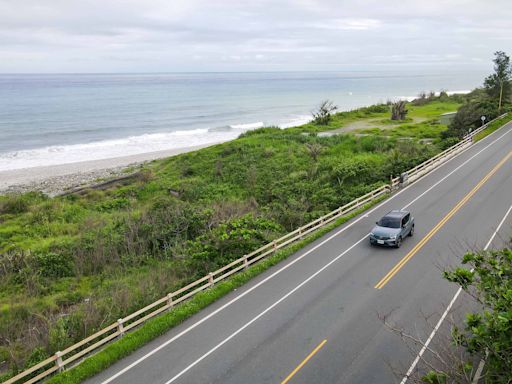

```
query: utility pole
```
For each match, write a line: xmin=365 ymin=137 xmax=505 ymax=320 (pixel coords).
xmin=498 ymin=79 xmax=503 ymax=112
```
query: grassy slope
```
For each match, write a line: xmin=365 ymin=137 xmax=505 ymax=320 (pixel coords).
xmin=473 ymin=112 xmax=512 ymax=141
xmin=0 ymin=99 xmax=460 ymax=378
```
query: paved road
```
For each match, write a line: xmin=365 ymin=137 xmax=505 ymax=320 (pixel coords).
xmin=87 ymin=121 xmax=512 ymax=384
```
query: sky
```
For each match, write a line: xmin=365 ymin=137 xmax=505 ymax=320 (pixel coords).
xmin=0 ymin=0 xmax=511 ymax=73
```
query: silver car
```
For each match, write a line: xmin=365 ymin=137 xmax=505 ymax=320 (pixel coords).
xmin=369 ymin=210 xmax=414 ymax=248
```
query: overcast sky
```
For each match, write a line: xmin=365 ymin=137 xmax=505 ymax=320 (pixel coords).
xmin=0 ymin=0 xmax=510 ymax=73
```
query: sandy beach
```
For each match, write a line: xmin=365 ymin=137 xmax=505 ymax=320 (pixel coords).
xmin=0 ymin=142 xmax=221 ymax=196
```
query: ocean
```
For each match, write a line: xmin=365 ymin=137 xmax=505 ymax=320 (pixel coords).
xmin=0 ymin=71 xmax=483 ymax=171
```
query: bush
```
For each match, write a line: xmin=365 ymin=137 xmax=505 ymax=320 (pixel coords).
xmin=0 ymin=192 xmax=45 ymax=215
xmin=438 ymin=136 xmax=460 ymax=150
xmin=439 ymin=249 xmax=512 ymax=383
xmin=187 ymin=214 xmax=282 ymax=274
xmin=36 ymin=252 xmax=74 ymax=278
xmin=443 ymin=99 xmax=499 ymax=138
xmin=238 ymin=126 xmax=281 ymax=138
xmin=312 ymin=100 xmax=337 ymax=125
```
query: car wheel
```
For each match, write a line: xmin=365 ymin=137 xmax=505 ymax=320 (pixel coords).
xmin=396 ymin=236 xmax=402 ymax=248
xmin=409 ymin=225 xmax=414 ymax=237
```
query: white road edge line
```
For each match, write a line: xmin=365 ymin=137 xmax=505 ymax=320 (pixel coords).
xmin=400 ymin=204 xmax=512 ymax=384
xmin=100 ymin=125 xmax=512 ymax=384
xmin=164 ymin=238 xmax=366 ymax=383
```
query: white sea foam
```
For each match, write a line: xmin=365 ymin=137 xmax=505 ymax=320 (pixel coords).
xmin=392 ymin=89 xmax=471 ymax=102
xmin=446 ymin=90 xmax=471 ymax=95
xmin=0 ymin=128 xmax=234 ymax=171
xmin=229 ymin=122 xmax=264 ymax=130
xmin=0 ymin=114 xmax=318 ymax=171
xmin=393 ymin=95 xmax=417 ymax=102
xmin=1 ymin=115 xmax=319 ymax=171
xmin=278 ymin=115 xmax=313 ymax=128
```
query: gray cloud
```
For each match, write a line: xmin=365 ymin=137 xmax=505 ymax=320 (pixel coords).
xmin=0 ymin=0 xmax=510 ymax=72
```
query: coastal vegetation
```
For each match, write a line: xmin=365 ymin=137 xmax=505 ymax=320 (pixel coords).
xmin=312 ymin=99 xmax=338 ymax=125
xmin=0 ymin=96 xmax=462 ymax=379
xmin=440 ymin=246 xmax=512 ymax=383
xmin=391 ymin=100 xmax=408 ymax=121
xmin=444 ymin=51 xmax=512 ymax=139
xmin=484 ymin=51 xmax=511 ymax=112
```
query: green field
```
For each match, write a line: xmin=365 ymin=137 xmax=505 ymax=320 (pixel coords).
xmin=0 ymin=97 xmax=464 ymax=379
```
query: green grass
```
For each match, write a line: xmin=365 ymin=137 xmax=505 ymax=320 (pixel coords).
xmin=45 ymin=196 xmax=387 ymax=384
xmin=407 ymin=100 xmax=460 ymax=119
xmin=473 ymin=113 xmax=512 ymax=142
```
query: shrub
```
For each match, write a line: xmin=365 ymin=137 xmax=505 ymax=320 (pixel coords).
xmin=238 ymin=126 xmax=281 ymax=138
xmin=443 ymin=99 xmax=499 ymax=138
xmin=312 ymin=100 xmax=337 ymax=125
xmin=438 ymin=136 xmax=460 ymax=150
xmin=0 ymin=192 xmax=45 ymax=215
xmin=36 ymin=252 xmax=74 ymax=278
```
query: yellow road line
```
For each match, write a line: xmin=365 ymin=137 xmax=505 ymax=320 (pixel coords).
xmin=375 ymin=149 xmax=512 ymax=289
xmin=281 ymin=339 xmax=327 ymax=384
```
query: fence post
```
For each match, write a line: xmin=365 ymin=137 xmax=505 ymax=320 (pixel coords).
xmin=273 ymin=240 xmax=277 ymax=253
xmin=208 ymin=272 xmax=214 ymax=286
xmin=167 ymin=293 xmax=174 ymax=308
xmin=243 ymin=255 xmax=249 ymax=269
xmin=55 ymin=351 xmax=64 ymax=372
xmin=117 ymin=318 xmax=125 ymax=337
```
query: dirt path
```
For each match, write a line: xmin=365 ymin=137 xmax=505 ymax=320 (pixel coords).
xmin=319 ymin=117 xmax=428 ymax=136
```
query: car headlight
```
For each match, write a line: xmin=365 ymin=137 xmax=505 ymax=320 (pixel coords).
xmin=389 ymin=235 xmax=397 ymax=240
xmin=370 ymin=232 xmax=374 ymax=236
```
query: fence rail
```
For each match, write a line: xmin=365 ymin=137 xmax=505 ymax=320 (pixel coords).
xmin=4 ymin=113 xmax=508 ymax=384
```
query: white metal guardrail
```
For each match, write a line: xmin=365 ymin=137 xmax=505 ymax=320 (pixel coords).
xmin=3 ymin=113 xmax=508 ymax=384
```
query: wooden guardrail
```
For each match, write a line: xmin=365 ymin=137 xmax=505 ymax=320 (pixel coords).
xmin=4 ymin=112 xmax=508 ymax=384
xmin=390 ymin=113 xmax=508 ymax=187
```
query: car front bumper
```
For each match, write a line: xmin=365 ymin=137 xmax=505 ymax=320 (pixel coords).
xmin=369 ymin=236 xmax=398 ymax=246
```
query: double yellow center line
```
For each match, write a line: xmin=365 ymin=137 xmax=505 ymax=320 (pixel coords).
xmin=375 ymin=149 xmax=512 ymax=289
xmin=279 ymin=151 xmax=511 ymax=383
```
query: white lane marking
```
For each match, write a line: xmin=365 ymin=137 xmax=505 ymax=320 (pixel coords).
xmin=164 ymin=238 xmax=366 ymax=383
xmin=400 ymin=204 xmax=512 ymax=383
xmin=98 ymin=191 xmax=402 ymax=384
xmin=402 ymin=128 xmax=511 ymax=210
xmin=100 ymin=125 xmax=512 ymax=384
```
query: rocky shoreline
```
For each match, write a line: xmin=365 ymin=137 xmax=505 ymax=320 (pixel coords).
xmin=0 ymin=164 xmax=142 ymax=197
xmin=0 ymin=142 xmax=222 ymax=197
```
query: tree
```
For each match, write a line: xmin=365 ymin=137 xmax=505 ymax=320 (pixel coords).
xmin=484 ymin=51 xmax=512 ymax=112
xmin=312 ymin=100 xmax=337 ymax=125
xmin=442 ymin=249 xmax=512 ymax=383
xmin=391 ymin=100 xmax=408 ymax=120
xmin=443 ymin=99 xmax=498 ymax=138
xmin=384 ymin=248 xmax=512 ymax=383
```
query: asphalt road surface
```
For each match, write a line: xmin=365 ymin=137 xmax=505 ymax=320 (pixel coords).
xmin=86 ymin=121 xmax=512 ymax=384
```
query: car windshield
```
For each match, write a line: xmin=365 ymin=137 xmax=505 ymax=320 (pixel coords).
xmin=377 ymin=216 xmax=401 ymax=228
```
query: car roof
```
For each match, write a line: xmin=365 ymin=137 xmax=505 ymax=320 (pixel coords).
xmin=383 ymin=210 xmax=409 ymax=218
